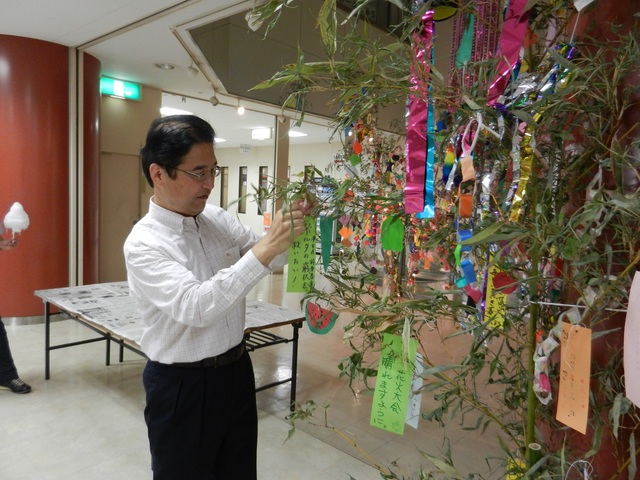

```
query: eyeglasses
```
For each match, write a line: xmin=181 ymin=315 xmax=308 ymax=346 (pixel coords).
xmin=173 ymin=166 xmax=222 ymax=182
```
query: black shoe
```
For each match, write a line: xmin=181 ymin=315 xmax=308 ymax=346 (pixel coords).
xmin=0 ymin=378 xmax=32 ymax=394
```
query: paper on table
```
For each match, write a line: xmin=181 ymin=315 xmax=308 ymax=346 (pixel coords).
xmin=624 ymin=271 xmax=640 ymax=407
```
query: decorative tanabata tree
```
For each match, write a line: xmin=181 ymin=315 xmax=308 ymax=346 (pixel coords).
xmin=252 ymin=0 xmax=640 ymax=477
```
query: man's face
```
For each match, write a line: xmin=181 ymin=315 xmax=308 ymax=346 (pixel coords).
xmin=153 ymin=142 xmax=218 ymax=216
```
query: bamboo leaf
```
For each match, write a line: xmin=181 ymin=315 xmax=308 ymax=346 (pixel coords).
xmin=459 ymin=220 xmax=520 ymax=246
xmin=421 ymin=364 xmax=463 ymax=377
xmin=612 ymin=393 xmax=623 ymax=439
xmin=419 ymin=452 xmax=462 ymax=478
xmin=511 ymin=109 xmax=538 ymax=126
xmin=318 ymin=0 xmax=337 ymax=56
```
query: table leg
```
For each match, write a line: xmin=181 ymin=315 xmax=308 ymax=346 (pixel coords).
xmin=290 ymin=322 xmax=301 ymax=411
xmin=45 ymin=302 xmax=51 ymax=380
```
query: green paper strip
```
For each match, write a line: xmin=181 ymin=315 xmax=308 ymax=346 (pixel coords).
xmin=370 ymin=333 xmax=418 ymax=435
xmin=319 ymin=216 xmax=334 ymax=272
xmin=287 ymin=216 xmax=316 ymax=293
xmin=381 ymin=216 xmax=404 ymax=252
xmin=456 ymin=13 xmax=474 ymax=68
xmin=348 ymin=153 xmax=361 ymax=166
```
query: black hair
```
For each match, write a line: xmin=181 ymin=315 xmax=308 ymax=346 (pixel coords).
xmin=140 ymin=115 xmax=215 ymax=187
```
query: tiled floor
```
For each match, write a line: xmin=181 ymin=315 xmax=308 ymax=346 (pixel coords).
xmin=0 ymin=271 xmax=503 ymax=479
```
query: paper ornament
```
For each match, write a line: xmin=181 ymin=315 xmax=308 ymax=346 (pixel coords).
xmin=3 ymin=202 xmax=30 ymax=236
xmin=305 ymin=301 xmax=337 ymax=334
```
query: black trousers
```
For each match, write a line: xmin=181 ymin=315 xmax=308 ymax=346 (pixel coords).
xmin=143 ymin=351 xmax=258 ymax=480
xmin=0 ymin=318 xmax=19 ymax=383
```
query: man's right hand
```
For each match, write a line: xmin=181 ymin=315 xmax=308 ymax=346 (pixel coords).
xmin=251 ymin=201 xmax=308 ymax=266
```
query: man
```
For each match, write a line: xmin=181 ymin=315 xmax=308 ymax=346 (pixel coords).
xmin=124 ymin=115 xmax=310 ymax=480
xmin=0 ymin=231 xmax=32 ymax=394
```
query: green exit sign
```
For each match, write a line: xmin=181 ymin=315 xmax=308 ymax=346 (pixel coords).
xmin=100 ymin=77 xmax=141 ymax=101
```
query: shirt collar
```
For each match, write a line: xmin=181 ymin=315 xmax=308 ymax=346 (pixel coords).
xmin=148 ymin=197 xmax=199 ymax=235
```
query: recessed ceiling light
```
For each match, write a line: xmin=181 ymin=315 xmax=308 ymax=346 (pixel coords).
xmin=288 ymin=130 xmax=307 ymax=138
xmin=251 ymin=128 xmax=272 ymax=140
xmin=154 ymin=62 xmax=176 ymax=70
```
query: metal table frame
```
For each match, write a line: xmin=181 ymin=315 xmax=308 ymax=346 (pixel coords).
xmin=36 ymin=283 xmax=303 ymax=410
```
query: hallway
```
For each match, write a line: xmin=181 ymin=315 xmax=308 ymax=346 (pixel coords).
xmin=0 ymin=271 xmax=503 ymax=479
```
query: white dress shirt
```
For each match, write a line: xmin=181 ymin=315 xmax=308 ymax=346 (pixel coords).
xmin=124 ymin=199 xmax=287 ymax=363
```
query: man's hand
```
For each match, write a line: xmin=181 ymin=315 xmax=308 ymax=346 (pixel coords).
xmin=0 ymin=238 xmax=18 ymax=251
xmin=251 ymin=200 xmax=311 ymax=266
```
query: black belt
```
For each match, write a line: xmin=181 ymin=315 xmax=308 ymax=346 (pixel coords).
xmin=171 ymin=341 xmax=245 ymax=368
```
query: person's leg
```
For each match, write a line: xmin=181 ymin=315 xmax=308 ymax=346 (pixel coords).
xmin=143 ymin=354 xmax=258 ymax=480
xmin=0 ymin=317 xmax=30 ymax=394
xmin=0 ymin=318 xmax=20 ymax=382
xmin=211 ymin=352 xmax=258 ymax=480
xmin=143 ymin=361 xmax=216 ymax=480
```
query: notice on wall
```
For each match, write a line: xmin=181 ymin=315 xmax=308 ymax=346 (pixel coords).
xmin=286 ymin=216 xmax=316 ymax=293
xmin=370 ymin=333 xmax=418 ymax=435
xmin=556 ymin=322 xmax=592 ymax=434
xmin=624 ymin=271 xmax=640 ymax=408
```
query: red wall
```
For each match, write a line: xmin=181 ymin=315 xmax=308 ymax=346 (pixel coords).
xmin=0 ymin=35 xmax=99 ymax=316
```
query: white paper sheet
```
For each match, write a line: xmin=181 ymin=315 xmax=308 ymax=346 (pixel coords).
xmin=624 ymin=271 xmax=640 ymax=407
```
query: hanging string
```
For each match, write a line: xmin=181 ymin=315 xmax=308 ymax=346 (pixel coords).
xmin=565 ymin=459 xmax=593 ymax=480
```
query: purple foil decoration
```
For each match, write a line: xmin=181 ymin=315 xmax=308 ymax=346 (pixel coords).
xmin=487 ymin=0 xmax=531 ymax=106
xmin=405 ymin=10 xmax=434 ymax=214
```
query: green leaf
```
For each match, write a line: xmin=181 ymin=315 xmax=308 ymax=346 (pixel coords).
xmin=462 ymin=95 xmax=482 ymax=110
xmin=459 ymin=220 xmax=519 ymax=246
xmin=318 ymin=0 xmax=337 ymax=56
xmin=611 ymin=393 xmax=623 ymax=439
xmin=511 ymin=109 xmax=538 ymax=126
xmin=419 ymin=452 xmax=462 ymax=478
xmin=421 ymin=364 xmax=463 ymax=377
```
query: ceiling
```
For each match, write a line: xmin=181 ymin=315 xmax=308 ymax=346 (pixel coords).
xmin=0 ymin=0 xmax=340 ymax=149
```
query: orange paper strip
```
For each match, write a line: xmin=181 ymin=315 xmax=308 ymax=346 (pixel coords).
xmin=458 ymin=194 xmax=473 ymax=218
xmin=460 ymin=154 xmax=475 ymax=181
xmin=556 ymin=322 xmax=591 ymax=434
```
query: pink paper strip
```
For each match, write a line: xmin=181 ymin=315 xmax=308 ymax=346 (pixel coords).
xmin=405 ymin=10 xmax=434 ymax=214
xmin=486 ymin=0 xmax=530 ymax=105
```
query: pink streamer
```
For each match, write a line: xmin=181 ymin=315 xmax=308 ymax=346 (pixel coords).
xmin=486 ymin=0 xmax=530 ymax=105
xmin=405 ymin=10 xmax=434 ymax=214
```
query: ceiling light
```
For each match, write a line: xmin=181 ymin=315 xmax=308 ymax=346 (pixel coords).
xmin=160 ymin=107 xmax=193 ymax=116
xmin=251 ymin=128 xmax=272 ymax=140
xmin=288 ymin=130 xmax=307 ymax=138
xmin=236 ymin=103 xmax=245 ymax=115
xmin=214 ymin=137 xmax=227 ymax=143
xmin=154 ymin=62 xmax=176 ymax=70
